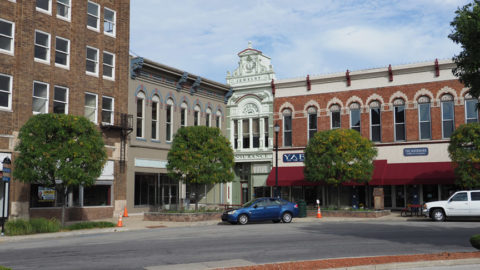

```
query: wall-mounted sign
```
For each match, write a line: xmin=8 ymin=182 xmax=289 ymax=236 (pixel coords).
xmin=403 ymin=147 xmax=428 ymax=156
xmin=37 ymin=186 xmax=55 ymax=202
xmin=283 ymin=153 xmax=305 ymax=163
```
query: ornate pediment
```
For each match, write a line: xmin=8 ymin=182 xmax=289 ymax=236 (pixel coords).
xmin=242 ymin=103 xmax=259 ymax=115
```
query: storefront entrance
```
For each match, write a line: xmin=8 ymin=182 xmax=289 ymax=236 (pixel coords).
xmin=134 ymin=173 xmax=178 ymax=210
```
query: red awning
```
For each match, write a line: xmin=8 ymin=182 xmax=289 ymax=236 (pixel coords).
xmin=266 ymin=166 xmax=319 ymax=186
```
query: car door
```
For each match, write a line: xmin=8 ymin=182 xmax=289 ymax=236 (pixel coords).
xmin=264 ymin=198 xmax=282 ymax=219
xmin=249 ymin=199 xmax=268 ymax=221
xmin=469 ymin=192 xmax=480 ymax=216
xmin=446 ymin=192 xmax=470 ymax=216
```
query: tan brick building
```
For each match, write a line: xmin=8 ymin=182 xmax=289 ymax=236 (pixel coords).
xmin=0 ymin=0 xmax=130 ymax=221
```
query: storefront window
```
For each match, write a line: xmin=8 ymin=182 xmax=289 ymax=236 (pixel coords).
xmin=83 ymin=185 xmax=110 ymax=206
xmin=383 ymin=186 xmax=392 ymax=208
xmin=30 ymin=184 xmax=64 ymax=208
xmin=134 ymin=173 xmax=156 ymax=206
xmin=253 ymin=187 xmax=271 ymax=198
xmin=423 ymin=184 xmax=439 ymax=203
xmin=395 ymin=185 xmax=405 ymax=208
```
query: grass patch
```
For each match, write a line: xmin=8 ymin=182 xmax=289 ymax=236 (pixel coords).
xmin=64 ymin=221 xmax=115 ymax=231
xmin=5 ymin=218 xmax=60 ymax=236
xmin=470 ymin=234 xmax=480 ymax=250
xmin=0 ymin=266 xmax=12 ymax=270
xmin=29 ymin=218 xmax=61 ymax=233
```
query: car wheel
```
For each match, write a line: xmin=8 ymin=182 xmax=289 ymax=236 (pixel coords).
xmin=281 ymin=212 xmax=292 ymax=223
xmin=431 ymin=209 xmax=445 ymax=222
xmin=238 ymin=214 xmax=249 ymax=225
xmin=272 ymin=219 xmax=281 ymax=223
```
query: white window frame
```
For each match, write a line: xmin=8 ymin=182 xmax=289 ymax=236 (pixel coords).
xmin=56 ymin=0 xmax=71 ymax=21
xmin=34 ymin=30 xmax=50 ymax=64
xmin=166 ymin=99 xmax=174 ymax=142
xmin=349 ymin=103 xmax=361 ymax=132
xmin=0 ymin=73 xmax=12 ymax=111
xmin=180 ymin=102 xmax=188 ymax=128
xmin=205 ymin=108 xmax=212 ymax=127
xmin=87 ymin=1 xmax=100 ymax=32
xmin=307 ymin=107 xmax=317 ymax=141
xmin=465 ymin=97 xmax=479 ymax=123
xmin=369 ymin=103 xmax=381 ymax=142
xmin=136 ymin=92 xmax=145 ymax=138
xmin=151 ymin=95 xmax=160 ymax=140
xmin=418 ymin=99 xmax=432 ymax=140
xmin=441 ymin=97 xmax=455 ymax=139
xmin=86 ymin=46 xmax=99 ymax=76
xmin=84 ymin=92 xmax=98 ymax=124
xmin=102 ymin=51 xmax=115 ymax=80
xmin=55 ymin=36 xmax=70 ymax=69
xmin=194 ymin=105 xmax=200 ymax=126
xmin=36 ymin=0 xmax=52 ymax=15
xmin=103 ymin=7 xmax=116 ymax=37
xmin=330 ymin=105 xmax=341 ymax=130
xmin=32 ymin=81 xmax=49 ymax=114
xmin=283 ymin=109 xmax=292 ymax=147
xmin=53 ymin=85 xmax=68 ymax=114
xmin=216 ymin=110 xmax=222 ymax=129
xmin=0 ymin=18 xmax=14 ymax=55
xmin=102 ymin=96 xmax=114 ymax=125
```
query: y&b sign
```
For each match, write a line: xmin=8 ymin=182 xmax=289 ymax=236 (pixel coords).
xmin=283 ymin=153 xmax=305 ymax=163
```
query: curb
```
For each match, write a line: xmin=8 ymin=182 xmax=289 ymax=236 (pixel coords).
xmin=326 ymin=258 xmax=480 ymax=270
xmin=0 ymin=227 xmax=129 ymax=243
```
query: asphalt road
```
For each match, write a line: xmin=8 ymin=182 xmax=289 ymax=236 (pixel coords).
xmin=0 ymin=220 xmax=479 ymax=270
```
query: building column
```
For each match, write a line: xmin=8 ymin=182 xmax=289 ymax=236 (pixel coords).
xmin=249 ymin=118 xmax=253 ymax=150
xmin=238 ymin=119 xmax=243 ymax=149
xmin=259 ymin=118 xmax=265 ymax=149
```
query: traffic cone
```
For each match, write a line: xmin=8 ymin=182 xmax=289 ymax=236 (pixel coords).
xmin=317 ymin=206 xmax=322 ymax=219
xmin=117 ymin=214 xmax=123 ymax=227
xmin=123 ymin=207 xmax=128 ymax=217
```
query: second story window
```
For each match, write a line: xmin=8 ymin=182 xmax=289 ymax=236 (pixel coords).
xmin=0 ymin=19 xmax=14 ymax=55
xmin=104 ymin=8 xmax=116 ymax=37
xmin=36 ymin=0 xmax=51 ymax=15
xmin=181 ymin=102 xmax=188 ymax=128
xmin=370 ymin=101 xmax=381 ymax=142
xmin=86 ymin=46 xmax=99 ymax=76
xmin=102 ymin=96 xmax=114 ymax=125
xmin=350 ymin=103 xmax=361 ymax=132
xmin=330 ymin=104 xmax=341 ymax=129
xmin=194 ymin=105 xmax=200 ymax=126
xmin=34 ymin=30 xmax=50 ymax=63
xmin=136 ymin=92 xmax=145 ymax=138
xmin=283 ymin=109 xmax=292 ymax=147
xmin=151 ymin=95 xmax=160 ymax=140
xmin=87 ymin=1 xmax=100 ymax=31
xmin=84 ymin=92 xmax=98 ymax=123
xmin=205 ymin=108 xmax=211 ymax=127
xmin=242 ymin=119 xmax=250 ymax=148
xmin=33 ymin=81 xmax=49 ymax=114
xmin=103 ymin=51 xmax=115 ymax=80
xmin=465 ymin=93 xmax=478 ymax=123
xmin=57 ymin=0 xmax=71 ymax=21
xmin=264 ymin=117 xmax=269 ymax=148
xmin=418 ymin=96 xmax=431 ymax=140
xmin=253 ymin=118 xmax=260 ymax=148
xmin=233 ymin=120 xmax=238 ymax=149
xmin=307 ymin=107 xmax=317 ymax=141
xmin=166 ymin=99 xmax=174 ymax=142
xmin=441 ymin=94 xmax=454 ymax=138
xmin=55 ymin=37 xmax=69 ymax=68
xmin=394 ymin=98 xmax=406 ymax=141
xmin=0 ymin=73 xmax=12 ymax=110
xmin=53 ymin=86 xmax=68 ymax=114
xmin=216 ymin=110 xmax=222 ymax=129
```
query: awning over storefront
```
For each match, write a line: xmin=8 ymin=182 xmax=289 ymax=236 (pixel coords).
xmin=267 ymin=161 xmax=456 ymax=187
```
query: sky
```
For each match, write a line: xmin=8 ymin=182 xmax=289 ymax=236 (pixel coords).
xmin=130 ymin=0 xmax=471 ymax=83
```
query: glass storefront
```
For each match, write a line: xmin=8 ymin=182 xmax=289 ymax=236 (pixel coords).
xmin=134 ymin=172 xmax=178 ymax=210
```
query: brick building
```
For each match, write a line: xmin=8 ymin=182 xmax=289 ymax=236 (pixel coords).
xmin=0 ymin=0 xmax=130 ymax=220
xmin=269 ymin=60 xmax=475 ymax=209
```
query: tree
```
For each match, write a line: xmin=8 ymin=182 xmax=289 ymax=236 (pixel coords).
xmin=13 ymin=114 xmax=107 ymax=226
xmin=304 ymin=129 xmax=377 ymax=207
xmin=448 ymin=123 xmax=480 ymax=189
xmin=449 ymin=0 xmax=480 ymax=98
xmin=167 ymin=126 xmax=234 ymax=210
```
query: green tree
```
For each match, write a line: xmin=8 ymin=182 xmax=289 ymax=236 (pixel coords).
xmin=13 ymin=114 xmax=107 ymax=226
xmin=449 ymin=0 xmax=480 ymax=98
xmin=167 ymin=126 xmax=234 ymax=210
xmin=448 ymin=123 xmax=480 ymax=189
xmin=304 ymin=129 xmax=377 ymax=207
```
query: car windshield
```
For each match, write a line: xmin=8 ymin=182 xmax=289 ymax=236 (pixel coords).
xmin=242 ymin=199 xmax=257 ymax=208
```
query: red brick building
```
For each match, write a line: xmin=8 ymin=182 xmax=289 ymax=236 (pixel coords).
xmin=269 ymin=60 xmax=476 ymax=209
xmin=0 ymin=0 xmax=130 ymax=220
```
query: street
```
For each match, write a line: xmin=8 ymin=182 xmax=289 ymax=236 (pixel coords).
xmin=0 ymin=219 xmax=479 ymax=270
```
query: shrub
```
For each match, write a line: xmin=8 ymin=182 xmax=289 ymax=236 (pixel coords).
xmin=29 ymin=218 xmax=61 ymax=233
xmin=5 ymin=219 xmax=33 ymax=236
xmin=65 ymin=221 xmax=115 ymax=231
xmin=470 ymin=234 xmax=480 ymax=250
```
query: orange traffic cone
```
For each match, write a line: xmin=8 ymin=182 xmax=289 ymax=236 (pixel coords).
xmin=317 ymin=206 xmax=322 ymax=219
xmin=117 ymin=214 xmax=123 ymax=227
xmin=123 ymin=207 xmax=128 ymax=217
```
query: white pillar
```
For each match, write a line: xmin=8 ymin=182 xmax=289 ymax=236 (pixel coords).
xmin=259 ymin=118 xmax=265 ymax=149
xmin=238 ymin=119 xmax=243 ymax=149
xmin=249 ymin=118 xmax=253 ymax=150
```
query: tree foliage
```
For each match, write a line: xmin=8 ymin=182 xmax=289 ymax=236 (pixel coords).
xmin=448 ymin=123 xmax=480 ymax=189
xmin=304 ymin=129 xmax=377 ymax=186
xmin=167 ymin=126 xmax=234 ymax=207
xmin=449 ymin=0 xmax=480 ymax=98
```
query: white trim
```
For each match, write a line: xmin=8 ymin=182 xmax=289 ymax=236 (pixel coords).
xmin=34 ymin=30 xmax=50 ymax=64
xmin=0 ymin=18 xmax=14 ymax=55
xmin=0 ymin=73 xmax=13 ymax=111
xmin=103 ymin=7 xmax=116 ymax=37
xmin=54 ymin=36 xmax=70 ymax=69
xmin=56 ymin=0 xmax=71 ymax=22
xmin=194 ymin=105 xmax=201 ymax=126
xmin=307 ymin=107 xmax=317 ymax=141
xmin=86 ymin=46 xmax=99 ymax=76
xmin=370 ymin=107 xmax=381 ymax=142
xmin=205 ymin=107 xmax=212 ymax=127
xmin=441 ymin=100 xmax=454 ymax=139
xmin=36 ymin=0 xmax=52 ymax=15
xmin=151 ymin=95 xmax=160 ymax=140
xmin=53 ymin=85 xmax=69 ymax=114
xmin=102 ymin=51 xmax=115 ymax=80
xmin=465 ymin=98 xmax=479 ymax=124
xmin=84 ymin=92 xmax=98 ymax=124
xmin=418 ymin=102 xmax=431 ymax=140
xmin=32 ymin=81 xmax=49 ymax=114
xmin=394 ymin=104 xmax=406 ymax=141
xmin=87 ymin=1 xmax=100 ymax=32
xmin=166 ymin=99 xmax=174 ymax=142
xmin=349 ymin=107 xmax=361 ymax=132
xmin=181 ymin=102 xmax=188 ymax=128
xmin=101 ymin=96 xmax=114 ymax=125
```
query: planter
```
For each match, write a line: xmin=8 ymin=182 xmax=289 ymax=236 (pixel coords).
xmin=144 ymin=212 xmax=222 ymax=222
xmin=306 ymin=209 xmax=391 ymax=218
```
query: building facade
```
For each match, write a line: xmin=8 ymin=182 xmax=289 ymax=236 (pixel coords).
xmin=128 ymin=57 xmax=231 ymax=212
xmin=0 ymin=0 xmax=130 ymax=220
xmin=269 ymin=60 xmax=474 ymax=209
xmin=226 ymin=43 xmax=276 ymax=205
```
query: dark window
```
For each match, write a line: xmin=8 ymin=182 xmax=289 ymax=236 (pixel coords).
xmin=442 ymin=100 xmax=454 ymax=138
xmin=394 ymin=105 xmax=405 ymax=141
xmin=331 ymin=109 xmax=341 ymax=129
xmin=283 ymin=109 xmax=292 ymax=147
xmin=83 ymin=185 xmax=110 ymax=206
xmin=371 ymin=107 xmax=381 ymax=142
xmin=471 ymin=192 xmax=480 ymax=201
xmin=419 ymin=102 xmax=431 ymax=140
xmin=451 ymin=192 xmax=468 ymax=202
xmin=308 ymin=107 xmax=317 ymax=140
xmin=243 ymin=119 xmax=250 ymax=148
xmin=350 ymin=108 xmax=360 ymax=132
xmin=253 ymin=118 xmax=260 ymax=148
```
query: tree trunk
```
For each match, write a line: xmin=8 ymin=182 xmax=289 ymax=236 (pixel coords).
xmin=61 ymin=186 xmax=68 ymax=227
xmin=337 ymin=186 xmax=340 ymax=209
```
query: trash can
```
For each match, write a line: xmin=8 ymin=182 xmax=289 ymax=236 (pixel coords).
xmin=297 ymin=200 xmax=307 ymax=218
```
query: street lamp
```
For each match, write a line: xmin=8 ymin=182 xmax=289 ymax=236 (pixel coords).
xmin=274 ymin=123 xmax=280 ymax=198
xmin=1 ymin=157 xmax=11 ymax=236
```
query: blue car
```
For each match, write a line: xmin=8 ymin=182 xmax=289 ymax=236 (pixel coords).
xmin=221 ymin=197 xmax=299 ymax=225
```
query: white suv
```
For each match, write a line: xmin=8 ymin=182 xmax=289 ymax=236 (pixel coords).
xmin=423 ymin=190 xmax=480 ymax=221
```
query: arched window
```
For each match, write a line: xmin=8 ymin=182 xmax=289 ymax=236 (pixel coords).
xmin=283 ymin=109 xmax=292 ymax=147
xmin=330 ymin=104 xmax=341 ymax=129
xmin=216 ymin=110 xmax=222 ymax=128
xmin=180 ymin=102 xmax=188 ymax=128
xmin=349 ymin=102 xmax=361 ymax=132
xmin=194 ymin=105 xmax=201 ymax=126
xmin=465 ymin=93 xmax=478 ymax=123
xmin=370 ymin=101 xmax=381 ymax=142
xmin=166 ymin=98 xmax=174 ymax=142
xmin=205 ymin=107 xmax=212 ymax=127
xmin=307 ymin=107 xmax=317 ymax=140
xmin=418 ymin=95 xmax=431 ymax=140
xmin=393 ymin=98 xmax=405 ymax=141
xmin=136 ymin=91 xmax=145 ymax=138
xmin=151 ymin=95 xmax=160 ymax=140
xmin=441 ymin=94 xmax=454 ymax=138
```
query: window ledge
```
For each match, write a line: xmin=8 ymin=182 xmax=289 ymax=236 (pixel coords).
xmin=87 ymin=26 xmax=100 ymax=33
xmin=0 ymin=50 xmax=14 ymax=56
xmin=86 ymin=71 xmax=99 ymax=77
xmin=55 ymin=63 xmax=70 ymax=70
xmin=34 ymin=58 xmax=50 ymax=65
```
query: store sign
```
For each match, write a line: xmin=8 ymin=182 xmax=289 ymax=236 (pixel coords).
xmin=403 ymin=147 xmax=428 ymax=156
xmin=38 ymin=187 xmax=56 ymax=202
xmin=283 ymin=153 xmax=305 ymax=163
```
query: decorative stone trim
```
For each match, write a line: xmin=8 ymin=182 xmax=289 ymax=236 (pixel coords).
xmin=279 ymin=101 xmax=294 ymax=115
